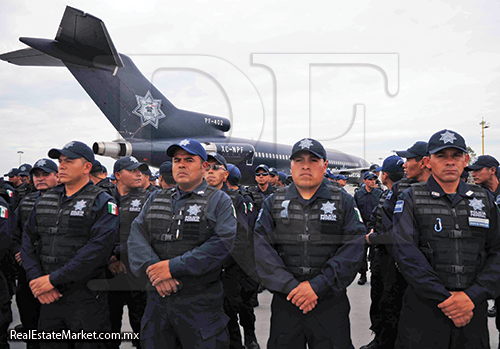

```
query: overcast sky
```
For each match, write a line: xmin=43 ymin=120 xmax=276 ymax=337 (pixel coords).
xmin=1 ymin=0 xmax=499 ymax=175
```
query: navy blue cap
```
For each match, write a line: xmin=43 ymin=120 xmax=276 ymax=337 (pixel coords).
xmin=141 ymin=167 xmax=152 ymax=176
xmin=4 ymin=168 xmax=20 ymax=177
xmin=363 ymin=171 xmax=377 ymax=180
xmin=465 ymin=155 xmax=499 ymax=171
xmin=268 ymin=167 xmax=278 ymax=176
xmin=113 ymin=156 xmax=149 ymax=173
xmin=379 ymin=155 xmax=404 ymax=173
xmin=149 ymin=173 xmax=157 ymax=181
xmin=396 ymin=141 xmax=429 ymax=159
xmin=369 ymin=164 xmax=379 ymax=172
xmin=48 ymin=141 xmax=95 ymax=163
xmin=207 ymin=153 xmax=228 ymax=169
xmin=290 ymin=138 xmax=327 ymax=160
xmin=159 ymin=161 xmax=173 ymax=176
xmin=337 ymin=174 xmax=348 ymax=181
xmin=91 ymin=160 xmax=104 ymax=174
xmin=30 ymin=158 xmax=58 ymax=174
xmin=166 ymin=139 xmax=207 ymax=161
xmin=110 ymin=173 xmax=116 ymax=180
xmin=18 ymin=163 xmax=32 ymax=176
xmin=102 ymin=165 xmax=108 ymax=174
xmin=278 ymin=171 xmax=287 ymax=183
xmin=427 ymin=130 xmax=467 ymax=155
xmin=227 ymin=164 xmax=242 ymax=180
xmin=255 ymin=164 xmax=269 ymax=173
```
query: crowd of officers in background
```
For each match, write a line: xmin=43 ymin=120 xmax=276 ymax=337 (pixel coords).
xmin=0 ymin=129 xmax=499 ymax=349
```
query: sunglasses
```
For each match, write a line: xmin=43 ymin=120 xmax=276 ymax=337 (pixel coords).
xmin=206 ymin=164 xmax=226 ymax=171
xmin=255 ymin=173 xmax=269 ymax=177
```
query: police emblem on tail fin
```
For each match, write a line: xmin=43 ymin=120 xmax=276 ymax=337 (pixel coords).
xmin=132 ymin=90 xmax=166 ymax=129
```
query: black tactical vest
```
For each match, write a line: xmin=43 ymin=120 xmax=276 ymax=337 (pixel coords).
xmin=248 ymin=186 xmax=264 ymax=211
xmin=396 ymin=177 xmax=417 ymax=197
xmin=117 ymin=188 xmax=149 ymax=251
xmin=19 ymin=192 xmax=40 ymax=228
xmin=97 ymin=179 xmax=115 ymax=195
xmin=411 ymin=183 xmax=490 ymax=290
xmin=374 ymin=190 xmax=390 ymax=237
xmin=145 ymin=186 xmax=219 ymax=285
xmin=271 ymin=186 xmax=344 ymax=282
xmin=35 ymin=185 xmax=104 ymax=275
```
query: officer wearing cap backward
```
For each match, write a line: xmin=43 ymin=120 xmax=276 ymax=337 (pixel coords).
xmin=107 ymin=156 xmax=151 ymax=349
xmin=21 ymin=141 xmax=119 ymax=349
xmin=392 ymin=130 xmax=500 ymax=348
xmin=12 ymin=158 xmax=59 ymax=349
xmin=254 ymin=138 xmax=365 ymax=348
xmin=127 ymin=138 xmax=236 ymax=348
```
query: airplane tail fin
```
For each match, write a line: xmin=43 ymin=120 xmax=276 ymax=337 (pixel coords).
xmin=0 ymin=6 xmax=230 ymax=140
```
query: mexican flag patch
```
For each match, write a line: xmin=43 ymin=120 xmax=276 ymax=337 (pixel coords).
xmin=0 ymin=206 xmax=8 ymax=219
xmin=6 ymin=190 xmax=13 ymax=198
xmin=354 ymin=207 xmax=363 ymax=223
xmin=108 ymin=202 xmax=118 ymax=216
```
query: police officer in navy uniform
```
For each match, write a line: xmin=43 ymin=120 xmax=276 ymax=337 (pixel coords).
xmin=12 ymin=159 xmax=59 ymax=349
xmin=106 ymin=156 xmax=151 ymax=349
xmin=248 ymin=164 xmax=274 ymax=211
xmin=268 ymin=167 xmax=279 ymax=187
xmin=360 ymin=156 xmax=404 ymax=349
xmin=0 ymin=189 xmax=12 ymax=348
xmin=140 ymin=167 xmax=158 ymax=193
xmin=17 ymin=164 xmax=34 ymax=204
xmin=90 ymin=160 xmax=115 ymax=195
xmin=5 ymin=168 xmax=25 ymax=210
xmin=128 ymin=138 xmax=236 ymax=349
xmin=254 ymin=138 xmax=365 ymax=349
xmin=21 ymin=141 xmax=119 ymax=349
xmin=158 ymin=161 xmax=176 ymax=189
xmin=355 ymin=172 xmax=383 ymax=285
xmin=277 ymin=172 xmax=287 ymax=188
xmin=465 ymin=154 xmax=500 ymax=340
xmin=392 ymin=130 xmax=500 ymax=349
xmin=204 ymin=153 xmax=260 ymax=349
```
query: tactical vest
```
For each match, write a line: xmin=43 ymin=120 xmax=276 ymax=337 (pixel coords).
xmin=396 ymin=177 xmax=417 ymax=197
xmin=145 ymin=186 xmax=219 ymax=285
xmin=411 ymin=183 xmax=490 ymax=290
xmin=19 ymin=192 xmax=40 ymax=228
xmin=117 ymin=188 xmax=149 ymax=250
xmin=271 ymin=186 xmax=344 ymax=282
xmin=248 ymin=186 xmax=265 ymax=210
xmin=35 ymin=186 xmax=104 ymax=275
xmin=374 ymin=190 xmax=389 ymax=237
xmin=97 ymin=179 xmax=115 ymax=195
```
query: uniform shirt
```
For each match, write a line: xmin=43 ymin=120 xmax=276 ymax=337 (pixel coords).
xmin=145 ymin=184 xmax=158 ymax=193
xmin=128 ymin=180 xmax=236 ymax=280
xmin=354 ymin=185 xmax=382 ymax=224
xmin=391 ymin=175 xmax=500 ymax=305
xmin=254 ymin=180 xmax=366 ymax=297
xmin=21 ymin=182 xmax=119 ymax=291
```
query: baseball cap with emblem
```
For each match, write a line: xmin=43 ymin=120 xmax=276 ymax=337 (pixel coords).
xmin=465 ymin=155 xmax=499 ymax=171
xmin=113 ymin=156 xmax=149 ymax=173
xmin=396 ymin=141 xmax=429 ymax=159
xmin=5 ymin=168 xmax=20 ymax=177
xmin=48 ymin=141 xmax=95 ymax=163
xmin=255 ymin=164 xmax=269 ymax=174
xmin=427 ymin=129 xmax=467 ymax=154
xmin=290 ymin=138 xmax=327 ymax=160
xmin=30 ymin=159 xmax=58 ymax=174
xmin=268 ymin=167 xmax=279 ymax=176
xmin=337 ymin=174 xmax=348 ymax=181
xmin=363 ymin=171 xmax=378 ymax=180
xmin=207 ymin=153 xmax=228 ymax=170
xmin=18 ymin=163 xmax=33 ymax=176
xmin=166 ymin=139 xmax=208 ymax=161
xmin=378 ymin=155 xmax=405 ymax=173
xmin=369 ymin=164 xmax=379 ymax=172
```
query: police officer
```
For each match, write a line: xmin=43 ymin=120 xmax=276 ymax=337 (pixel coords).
xmin=107 ymin=156 xmax=150 ymax=349
xmin=127 ymin=138 xmax=236 ymax=348
xmin=140 ymin=167 xmax=158 ymax=193
xmin=18 ymin=163 xmax=33 ymax=186
xmin=21 ymin=141 xmax=119 ymax=349
xmin=465 ymin=155 xmax=500 ymax=335
xmin=392 ymin=130 xmax=500 ymax=348
xmin=248 ymin=164 xmax=274 ymax=211
xmin=277 ymin=172 xmax=287 ymax=188
xmin=354 ymin=172 xmax=383 ymax=285
xmin=337 ymin=174 xmax=348 ymax=188
xmin=204 ymin=153 xmax=260 ymax=349
xmin=268 ymin=167 xmax=279 ymax=187
xmin=6 ymin=167 xmax=28 ymax=210
xmin=254 ymin=138 xmax=365 ymax=349
xmin=360 ymin=156 xmax=404 ymax=349
xmin=158 ymin=161 xmax=176 ymax=189
xmin=13 ymin=159 xmax=59 ymax=349
xmin=90 ymin=159 xmax=115 ymax=194
xmin=0 ymin=193 xmax=12 ymax=348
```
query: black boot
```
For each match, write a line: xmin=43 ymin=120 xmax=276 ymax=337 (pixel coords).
xmin=358 ymin=273 xmax=367 ymax=285
xmin=360 ymin=337 xmax=378 ymax=349
xmin=487 ymin=305 xmax=496 ymax=317
xmin=244 ymin=333 xmax=260 ymax=349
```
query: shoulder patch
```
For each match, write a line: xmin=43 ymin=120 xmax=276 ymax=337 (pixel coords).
xmin=108 ymin=202 xmax=118 ymax=216
xmin=0 ymin=206 xmax=7 ymax=219
xmin=231 ymin=204 xmax=237 ymax=219
xmin=354 ymin=207 xmax=363 ymax=223
xmin=256 ymin=208 xmax=263 ymax=222
xmin=394 ymin=200 xmax=404 ymax=213
xmin=386 ymin=191 xmax=393 ymax=200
